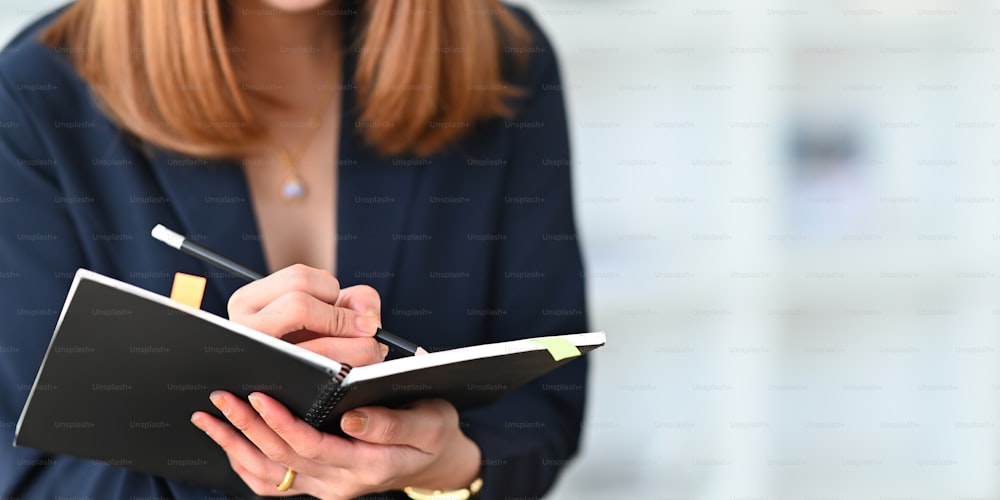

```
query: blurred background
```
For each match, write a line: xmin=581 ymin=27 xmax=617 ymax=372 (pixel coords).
xmin=4 ymin=0 xmax=1000 ymax=498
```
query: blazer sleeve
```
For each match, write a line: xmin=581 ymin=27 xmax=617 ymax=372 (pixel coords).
xmin=0 ymin=63 xmax=92 ymax=497
xmin=0 ymin=66 xmax=213 ymax=500
xmin=458 ymin=11 xmax=591 ymax=499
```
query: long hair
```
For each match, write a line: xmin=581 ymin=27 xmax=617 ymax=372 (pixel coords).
xmin=41 ymin=0 xmax=530 ymax=158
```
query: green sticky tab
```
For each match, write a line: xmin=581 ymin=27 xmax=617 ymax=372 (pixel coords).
xmin=531 ymin=337 xmax=581 ymax=362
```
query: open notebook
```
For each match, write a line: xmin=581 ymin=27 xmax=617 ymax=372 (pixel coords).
xmin=14 ymin=269 xmax=604 ymax=495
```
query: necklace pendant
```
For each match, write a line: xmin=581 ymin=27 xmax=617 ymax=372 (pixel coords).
xmin=282 ymin=178 xmax=306 ymax=201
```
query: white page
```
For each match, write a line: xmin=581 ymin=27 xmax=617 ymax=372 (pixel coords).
xmin=345 ymin=332 xmax=607 ymax=385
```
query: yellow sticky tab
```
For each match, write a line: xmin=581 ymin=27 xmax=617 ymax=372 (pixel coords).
xmin=170 ymin=272 xmax=207 ymax=309
xmin=531 ymin=337 xmax=581 ymax=362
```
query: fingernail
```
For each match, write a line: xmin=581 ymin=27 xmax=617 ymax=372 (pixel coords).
xmin=248 ymin=393 xmax=264 ymax=417
xmin=209 ymin=391 xmax=229 ymax=416
xmin=190 ymin=413 xmax=207 ymax=432
xmin=355 ymin=315 xmax=378 ymax=334
xmin=366 ymin=308 xmax=382 ymax=328
xmin=341 ymin=411 xmax=368 ymax=434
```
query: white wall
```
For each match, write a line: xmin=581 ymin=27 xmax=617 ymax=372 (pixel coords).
xmin=527 ymin=1 xmax=1000 ymax=498
xmin=4 ymin=1 xmax=999 ymax=498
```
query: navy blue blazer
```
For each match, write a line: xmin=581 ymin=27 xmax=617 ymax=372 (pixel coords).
xmin=0 ymin=5 xmax=588 ymax=500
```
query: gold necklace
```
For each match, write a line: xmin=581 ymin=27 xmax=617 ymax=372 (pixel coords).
xmin=273 ymin=86 xmax=338 ymax=202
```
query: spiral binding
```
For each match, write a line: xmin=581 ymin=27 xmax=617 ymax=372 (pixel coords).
xmin=304 ymin=363 xmax=352 ymax=428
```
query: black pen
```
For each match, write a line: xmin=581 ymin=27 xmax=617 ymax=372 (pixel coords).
xmin=151 ymin=224 xmax=427 ymax=356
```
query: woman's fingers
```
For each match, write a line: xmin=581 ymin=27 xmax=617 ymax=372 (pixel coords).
xmin=340 ymin=399 xmax=458 ymax=452
xmin=226 ymin=264 xmax=384 ymax=342
xmin=297 ymin=337 xmax=387 ymax=366
xmin=191 ymin=408 xmax=308 ymax=496
xmin=229 ymin=264 xmax=341 ymax=315
xmin=248 ymin=392 xmax=355 ymax=467
xmin=195 ymin=393 xmax=473 ymax=497
xmin=204 ymin=392 xmax=313 ymax=471
xmin=335 ymin=285 xmax=382 ymax=324
xmin=238 ymin=290 xmax=378 ymax=339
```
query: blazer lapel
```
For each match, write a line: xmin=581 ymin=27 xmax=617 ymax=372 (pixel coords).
xmin=335 ymin=38 xmax=422 ymax=299
xmin=147 ymin=151 xmax=268 ymax=307
xmin=336 ymin=138 xmax=421 ymax=299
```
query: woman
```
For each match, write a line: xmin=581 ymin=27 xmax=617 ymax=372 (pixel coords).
xmin=0 ymin=0 xmax=588 ymax=498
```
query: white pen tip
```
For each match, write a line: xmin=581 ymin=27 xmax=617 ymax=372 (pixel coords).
xmin=151 ymin=224 xmax=184 ymax=249
xmin=415 ymin=347 xmax=429 ymax=356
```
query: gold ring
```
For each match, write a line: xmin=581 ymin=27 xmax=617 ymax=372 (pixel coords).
xmin=276 ymin=468 xmax=296 ymax=492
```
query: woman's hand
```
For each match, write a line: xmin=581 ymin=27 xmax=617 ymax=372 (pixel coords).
xmin=191 ymin=392 xmax=482 ymax=499
xmin=227 ymin=263 xmax=387 ymax=366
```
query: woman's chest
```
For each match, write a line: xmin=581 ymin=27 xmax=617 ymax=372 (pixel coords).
xmin=241 ymin=135 xmax=337 ymax=275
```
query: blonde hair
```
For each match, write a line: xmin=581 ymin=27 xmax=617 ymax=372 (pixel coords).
xmin=41 ymin=0 xmax=530 ymax=157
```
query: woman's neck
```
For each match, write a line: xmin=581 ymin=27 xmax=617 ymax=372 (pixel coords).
xmin=227 ymin=0 xmax=341 ymax=86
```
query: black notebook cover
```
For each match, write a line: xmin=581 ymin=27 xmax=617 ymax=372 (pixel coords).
xmin=14 ymin=270 xmax=604 ymax=496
